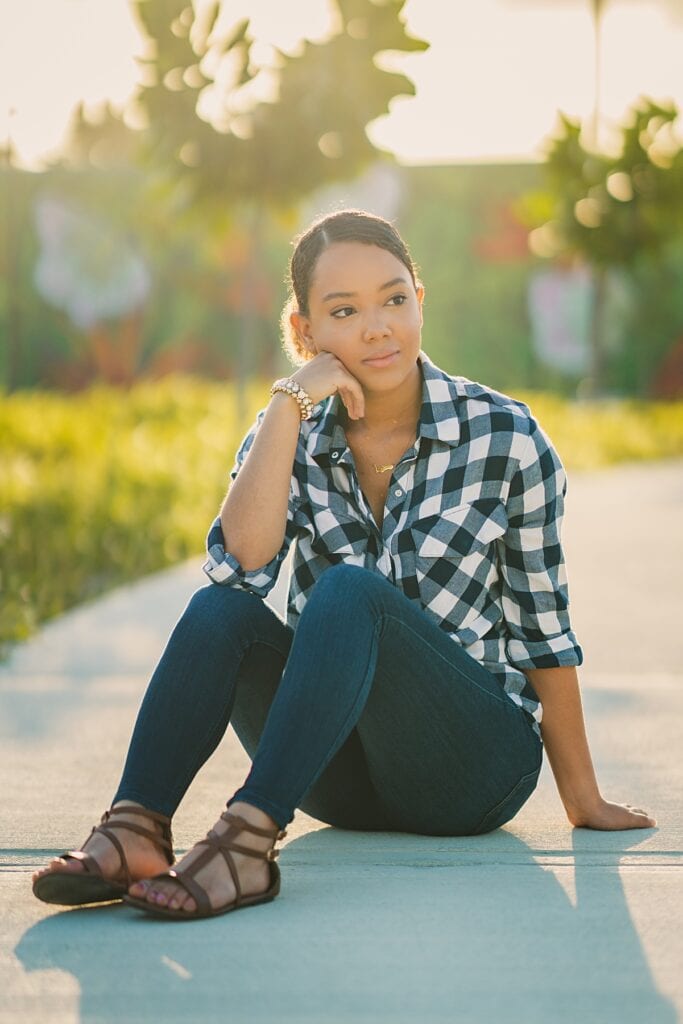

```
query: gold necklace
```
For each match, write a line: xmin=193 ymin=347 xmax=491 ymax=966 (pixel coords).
xmin=350 ymin=424 xmax=417 ymax=476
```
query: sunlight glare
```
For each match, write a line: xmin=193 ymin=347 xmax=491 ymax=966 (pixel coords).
xmin=2 ymin=0 xmax=682 ymax=170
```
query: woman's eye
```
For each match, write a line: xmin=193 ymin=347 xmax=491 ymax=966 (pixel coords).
xmin=331 ymin=294 xmax=406 ymax=318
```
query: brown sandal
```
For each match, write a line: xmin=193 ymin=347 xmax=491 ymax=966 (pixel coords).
xmin=123 ymin=810 xmax=287 ymax=921
xmin=32 ymin=806 xmax=174 ymax=907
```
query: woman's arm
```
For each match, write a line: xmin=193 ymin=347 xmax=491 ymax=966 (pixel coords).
xmin=220 ymin=393 xmax=302 ymax=571
xmin=221 ymin=351 xmax=366 ymax=571
xmin=524 ymin=664 xmax=656 ymax=830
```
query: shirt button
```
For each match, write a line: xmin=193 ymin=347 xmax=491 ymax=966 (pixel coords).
xmin=331 ymin=452 xmax=339 ymax=459
xmin=394 ymin=488 xmax=402 ymax=497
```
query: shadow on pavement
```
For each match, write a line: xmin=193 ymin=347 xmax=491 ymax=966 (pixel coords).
xmin=15 ymin=828 xmax=676 ymax=1024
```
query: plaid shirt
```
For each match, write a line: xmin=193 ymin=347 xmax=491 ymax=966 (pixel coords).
xmin=204 ymin=351 xmax=583 ymax=737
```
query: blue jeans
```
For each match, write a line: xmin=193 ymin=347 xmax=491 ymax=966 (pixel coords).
xmin=113 ymin=565 xmax=543 ymax=835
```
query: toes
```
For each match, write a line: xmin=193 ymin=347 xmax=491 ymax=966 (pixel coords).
xmin=154 ymin=885 xmax=195 ymax=912
xmin=33 ymin=858 xmax=80 ymax=882
xmin=168 ymin=891 xmax=195 ymax=912
xmin=129 ymin=879 xmax=150 ymax=897
xmin=137 ymin=880 xmax=195 ymax=912
xmin=148 ymin=883 xmax=176 ymax=907
xmin=53 ymin=858 xmax=77 ymax=872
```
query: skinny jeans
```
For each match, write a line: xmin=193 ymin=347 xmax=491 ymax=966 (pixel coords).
xmin=113 ymin=564 xmax=543 ymax=836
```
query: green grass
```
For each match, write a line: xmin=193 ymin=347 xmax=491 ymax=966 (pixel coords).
xmin=1 ymin=378 xmax=682 ymax=656
xmin=516 ymin=393 xmax=683 ymax=469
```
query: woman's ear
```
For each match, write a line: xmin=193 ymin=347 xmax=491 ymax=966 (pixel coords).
xmin=290 ymin=310 xmax=316 ymax=356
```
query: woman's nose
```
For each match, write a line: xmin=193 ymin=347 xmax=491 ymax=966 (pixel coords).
xmin=362 ymin=311 xmax=391 ymax=341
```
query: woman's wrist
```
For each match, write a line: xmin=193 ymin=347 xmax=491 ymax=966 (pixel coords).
xmin=561 ymin=787 xmax=604 ymax=825
xmin=270 ymin=377 xmax=314 ymax=421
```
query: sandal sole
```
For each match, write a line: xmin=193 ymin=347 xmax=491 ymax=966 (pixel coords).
xmin=32 ymin=872 xmax=127 ymax=907
xmin=122 ymin=885 xmax=279 ymax=921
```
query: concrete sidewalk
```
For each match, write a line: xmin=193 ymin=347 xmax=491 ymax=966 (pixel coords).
xmin=1 ymin=460 xmax=682 ymax=1024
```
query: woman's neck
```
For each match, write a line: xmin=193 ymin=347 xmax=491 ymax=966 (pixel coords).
xmin=346 ymin=362 xmax=423 ymax=436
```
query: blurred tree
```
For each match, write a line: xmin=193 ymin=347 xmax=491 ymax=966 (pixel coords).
xmin=52 ymin=2 xmax=426 ymax=398
xmin=125 ymin=0 xmax=426 ymax=416
xmin=519 ymin=98 xmax=683 ymax=395
xmin=62 ymin=101 xmax=143 ymax=170
xmin=130 ymin=0 xmax=426 ymax=204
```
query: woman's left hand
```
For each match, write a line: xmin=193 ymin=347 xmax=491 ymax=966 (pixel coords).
xmin=568 ymin=797 xmax=657 ymax=830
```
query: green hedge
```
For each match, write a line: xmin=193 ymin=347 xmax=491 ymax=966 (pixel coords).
xmin=0 ymin=377 xmax=264 ymax=656
xmin=2 ymin=379 xmax=682 ymax=656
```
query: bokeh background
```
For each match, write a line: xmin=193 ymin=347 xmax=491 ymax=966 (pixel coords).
xmin=2 ymin=0 xmax=683 ymax=651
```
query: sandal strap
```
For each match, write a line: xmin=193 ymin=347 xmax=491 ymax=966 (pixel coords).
xmin=145 ymin=869 xmax=212 ymax=916
xmin=164 ymin=829 xmax=253 ymax=902
xmin=72 ymin=806 xmax=175 ymax=885
xmin=105 ymin=807 xmax=172 ymax=825
xmin=201 ymin=831 xmax=274 ymax=861
xmin=100 ymin=818 xmax=173 ymax=858
xmin=221 ymin=811 xmax=287 ymax=842
xmin=96 ymin=826 xmax=132 ymax=887
xmin=147 ymin=812 xmax=286 ymax=911
xmin=99 ymin=807 xmax=174 ymax=864
xmin=60 ymin=850 xmax=101 ymax=876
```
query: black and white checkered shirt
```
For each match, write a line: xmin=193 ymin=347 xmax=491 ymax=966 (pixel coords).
xmin=205 ymin=351 xmax=583 ymax=736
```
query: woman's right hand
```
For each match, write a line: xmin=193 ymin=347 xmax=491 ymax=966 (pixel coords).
xmin=290 ymin=352 xmax=365 ymax=421
xmin=567 ymin=797 xmax=657 ymax=830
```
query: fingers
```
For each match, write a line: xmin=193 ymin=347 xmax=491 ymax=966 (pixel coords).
xmin=340 ymin=387 xmax=364 ymax=420
xmin=626 ymin=803 xmax=657 ymax=821
xmin=335 ymin=361 xmax=364 ymax=420
xmin=292 ymin=352 xmax=365 ymax=416
xmin=576 ymin=800 xmax=657 ymax=830
xmin=625 ymin=805 xmax=657 ymax=828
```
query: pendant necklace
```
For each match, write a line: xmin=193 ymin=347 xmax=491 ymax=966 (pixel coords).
xmin=373 ymin=463 xmax=395 ymax=474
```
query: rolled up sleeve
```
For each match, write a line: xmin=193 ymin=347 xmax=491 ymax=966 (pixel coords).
xmin=202 ymin=411 xmax=302 ymax=597
xmin=498 ymin=423 xmax=583 ymax=670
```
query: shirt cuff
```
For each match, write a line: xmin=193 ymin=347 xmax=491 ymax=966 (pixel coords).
xmin=506 ymin=632 xmax=584 ymax=670
xmin=202 ymin=544 xmax=283 ymax=598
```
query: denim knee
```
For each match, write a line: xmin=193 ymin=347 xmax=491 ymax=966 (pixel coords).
xmin=178 ymin=583 xmax=265 ymax=640
xmin=308 ymin=564 xmax=384 ymax=605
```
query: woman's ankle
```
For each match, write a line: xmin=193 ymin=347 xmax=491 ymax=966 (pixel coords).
xmin=227 ymin=800 xmax=279 ymax=832
xmin=112 ymin=800 xmax=148 ymax=812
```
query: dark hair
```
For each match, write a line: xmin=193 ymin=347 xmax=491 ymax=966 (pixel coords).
xmin=280 ymin=209 xmax=420 ymax=365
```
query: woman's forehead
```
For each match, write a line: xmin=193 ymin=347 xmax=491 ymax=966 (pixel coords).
xmin=310 ymin=242 xmax=408 ymax=297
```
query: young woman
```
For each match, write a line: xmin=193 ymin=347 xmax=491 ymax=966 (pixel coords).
xmin=32 ymin=209 xmax=655 ymax=921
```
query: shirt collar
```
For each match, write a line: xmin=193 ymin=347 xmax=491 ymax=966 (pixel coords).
xmin=306 ymin=350 xmax=462 ymax=464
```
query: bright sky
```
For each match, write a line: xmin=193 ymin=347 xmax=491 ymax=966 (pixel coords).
xmin=2 ymin=0 xmax=683 ymax=170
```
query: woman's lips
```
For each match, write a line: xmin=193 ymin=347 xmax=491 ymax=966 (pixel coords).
xmin=362 ymin=350 xmax=399 ymax=368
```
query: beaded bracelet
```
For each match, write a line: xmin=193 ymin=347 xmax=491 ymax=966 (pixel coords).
xmin=270 ymin=377 xmax=315 ymax=421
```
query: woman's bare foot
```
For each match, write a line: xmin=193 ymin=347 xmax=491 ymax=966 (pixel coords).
xmin=31 ymin=802 xmax=171 ymax=889
xmin=128 ymin=801 xmax=281 ymax=914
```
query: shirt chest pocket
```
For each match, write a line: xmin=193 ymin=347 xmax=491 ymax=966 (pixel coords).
xmin=410 ymin=499 xmax=508 ymax=617
xmin=415 ymin=499 xmax=508 ymax=557
xmin=303 ymin=501 xmax=370 ymax=561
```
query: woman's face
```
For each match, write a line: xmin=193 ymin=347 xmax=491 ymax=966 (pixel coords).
xmin=291 ymin=241 xmax=424 ymax=390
